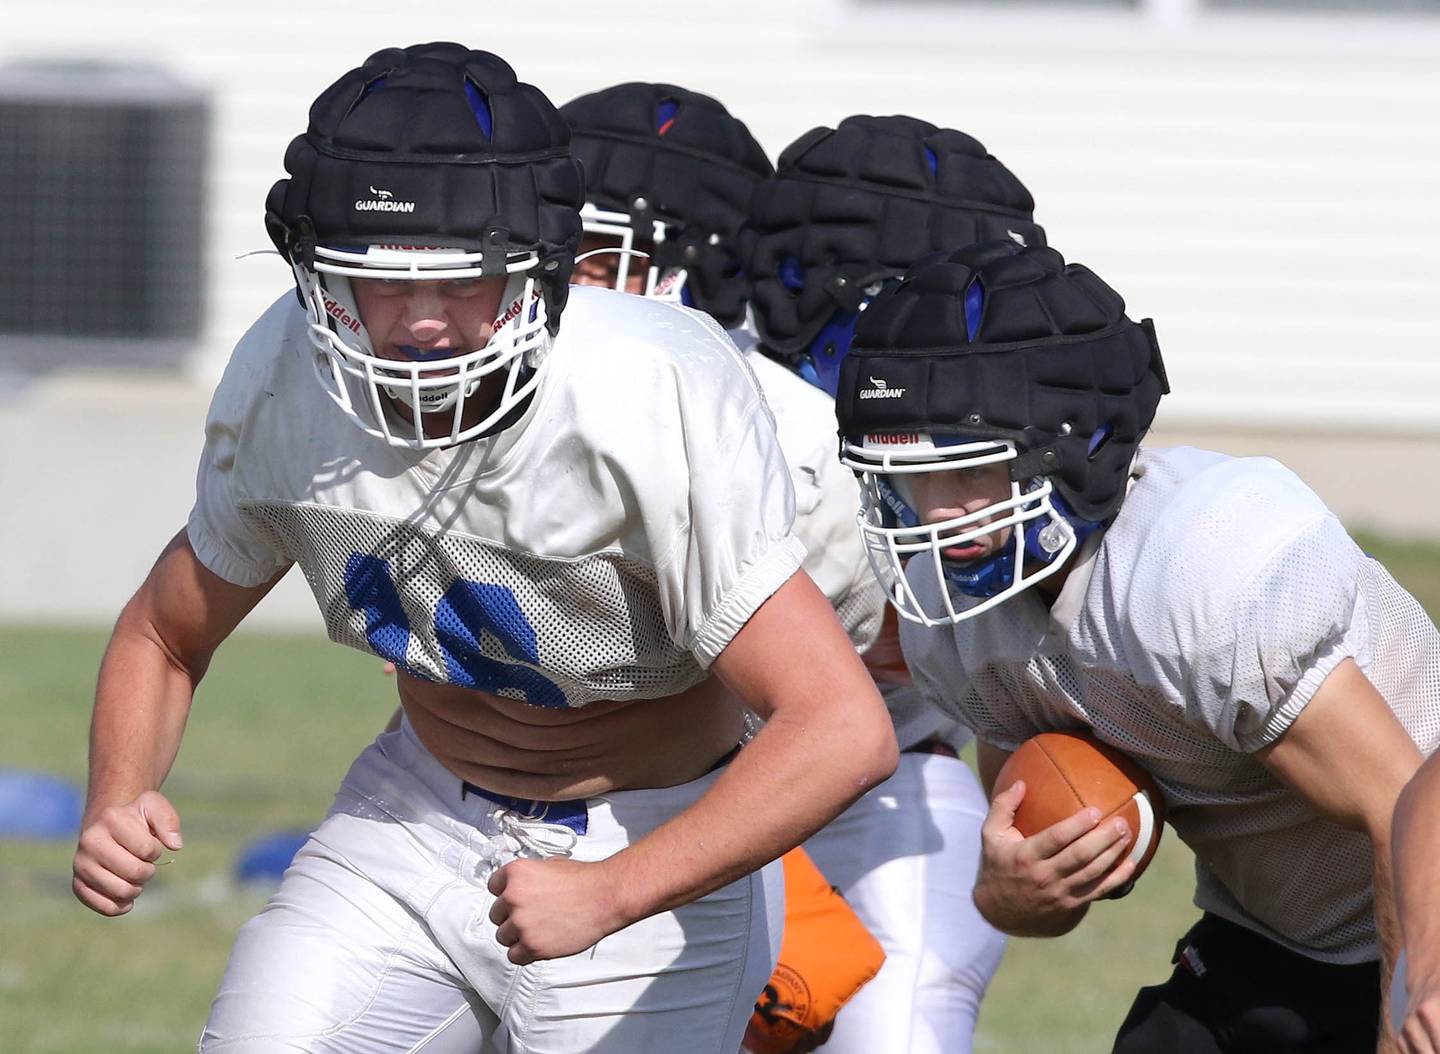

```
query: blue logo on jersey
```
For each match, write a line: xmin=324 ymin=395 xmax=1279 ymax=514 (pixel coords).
xmin=435 ymin=581 xmax=566 ymax=707
xmin=343 ymin=554 xmax=566 ymax=707
xmin=344 ymin=554 xmax=413 ymax=663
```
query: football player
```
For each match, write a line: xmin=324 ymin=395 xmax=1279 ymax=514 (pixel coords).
xmin=564 ymin=83 xmax=765 ymax=315
xmin=1393 ymin=750 xmax=1440 ymax=1052
xmin=561 ymin=83 xmax=887 ymax=1054
xmin=563 ymin=95 xmax=1030 ymax=1053
xmin=743 ymin=116 xmax=1041 ymax=1054
xmin=835 ymin=239 xmax=1440 ymax=1053
xmin=69 ymin=44 xmax=897 ymax=1054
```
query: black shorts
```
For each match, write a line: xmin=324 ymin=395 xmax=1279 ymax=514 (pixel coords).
xmin=1112 ymin=913 xmax=1380 ymax=1054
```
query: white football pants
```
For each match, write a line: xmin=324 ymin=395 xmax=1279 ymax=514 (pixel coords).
xmin=200 ymin=720 xmax=783 ymax=1053
xmin=803 ymin=751 xmax=1005 ymax=1054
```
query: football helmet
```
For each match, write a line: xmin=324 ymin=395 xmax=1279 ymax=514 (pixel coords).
xmin=560 ymin=83 xmax=772 ymax=328
xmin=265 ymin=43 xmax=583 ymax=448
xmin=740 ymin=115 xmax=1045 ymax=397
xmin=836 ymin=241 xmax=1169 ymax=625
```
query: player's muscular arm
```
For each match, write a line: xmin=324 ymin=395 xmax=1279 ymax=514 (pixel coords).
xmin=73 ymin=529 xmax=284 ymax=916
xmin=1255 ymin=658 xmax=1422 ymax=1054
xmin=972 ymin=739 xmax=1134 ymax=937
xmin=1393 ymin=753 xmax=1440 ymax=1054
xmin=486 ymin=570 xmax=899 ymax=964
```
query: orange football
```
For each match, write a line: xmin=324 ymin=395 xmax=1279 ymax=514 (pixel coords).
xmin=992 ymin=730 xmax=1166 ymax=885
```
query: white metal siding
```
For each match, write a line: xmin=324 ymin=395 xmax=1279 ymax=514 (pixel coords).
xmin=3 ymin=0 xmax=1437 ymax=435
xmin=2 ymin=2 xmax=1437 ymax=625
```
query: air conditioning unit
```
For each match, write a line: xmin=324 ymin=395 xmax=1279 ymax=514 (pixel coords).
xmin=0 ymin=61 xmax=208 ymax=369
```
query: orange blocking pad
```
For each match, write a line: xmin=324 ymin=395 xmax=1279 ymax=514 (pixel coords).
xmin=744 ymin=847 xmax=886 ymax=1054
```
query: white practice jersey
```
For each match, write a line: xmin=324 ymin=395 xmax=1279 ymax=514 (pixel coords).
xmin=731 ymin=328 xmax=958 ymax=750
xmin=902 ymin=446 xmax=1440 ymax=962
xmin=740 ymin=348 xmax=884 ymax=654
xmin=189 ymin=285 xmax=805 ymax=707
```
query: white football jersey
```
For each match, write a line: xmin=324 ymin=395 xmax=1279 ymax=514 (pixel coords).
xmin=731 ymin=329 xmax=958 ymax=750
xmin=901 ymin=445 xmax=1440 ymax=962
xmin=188 ymin=285 xmax=805 ymax=707
xmin=739 ymin=349 xmax=884 ymax=654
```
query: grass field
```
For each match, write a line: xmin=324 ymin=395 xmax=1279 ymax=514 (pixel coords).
xmin=1 ymin=531 xmax=1436 ymax=1053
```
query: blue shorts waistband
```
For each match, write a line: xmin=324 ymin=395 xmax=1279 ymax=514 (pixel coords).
xmin=460 ymin=782 xmax=589 ymax=836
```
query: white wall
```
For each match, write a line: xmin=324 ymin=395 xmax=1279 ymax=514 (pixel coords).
xmin=1 ymin=1 xmax=1437 ymax=625
xmin=5 ymin=0 xmax=1438 ymax=428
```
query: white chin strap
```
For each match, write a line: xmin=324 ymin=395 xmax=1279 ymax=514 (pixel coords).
xmin=841 ymin=433 xmax=1078 ymax=626
xmin=578 ymin=202 xmax=686 ymax=303
xmin=294 ymin=243 xmax=551 ymax=450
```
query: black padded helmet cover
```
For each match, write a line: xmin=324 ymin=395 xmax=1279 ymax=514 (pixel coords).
xmin=561 ymin=82 xmax=773 ymax=328
xmin=837 ymin=241 xmax=1169 ymax=523
xmin=265 ymin=42 xmax=584 ymax=333
xmin=741 ymin=115 xmax=1046 ymax=361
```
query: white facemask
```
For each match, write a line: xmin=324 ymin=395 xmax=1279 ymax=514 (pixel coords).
xmin=295 ymin=243 xmax=551 ymax=449
xmin=841 ymin=432 xmax=1079 ymax=625
xmin=576 ymin=202 xmax=687 ymax=303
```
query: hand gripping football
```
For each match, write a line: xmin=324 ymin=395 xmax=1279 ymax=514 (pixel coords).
xmin=992 ymin=731 xmax=1166 ymax=888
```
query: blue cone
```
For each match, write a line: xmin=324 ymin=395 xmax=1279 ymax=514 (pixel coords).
xmin=235 ymin=829 xmax=312 ymax=884
xmin=0 ymin=769 xmax=84 ymax=839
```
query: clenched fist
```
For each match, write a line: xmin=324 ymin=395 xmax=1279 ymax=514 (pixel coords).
xmin=72 ymin=790 xmax=183 ymax=916
xmin=487 ymin=857 xmax=628 ymax=965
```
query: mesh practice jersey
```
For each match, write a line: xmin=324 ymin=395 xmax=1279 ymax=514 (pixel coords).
xmin=734 ymin=332 xmax=952 ymax=749
xmin=188 ymin=285 xmax=805 ymax=707
xmin=741 ymin=349 xmax=885 ymax=655
xmin=901 ymin=446 xmax=1440 ymax=962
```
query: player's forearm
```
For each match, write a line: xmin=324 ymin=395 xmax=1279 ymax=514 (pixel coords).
xmin=84 ymin=617 xmax=200 ymax=820
xmin=1394 ymin=757 xmax=1440 ymax=983
xmin=599 ymin=692 xmax=897 ymax=927
xmin=1372 ymin=825 xmax=1404 ymax=1053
